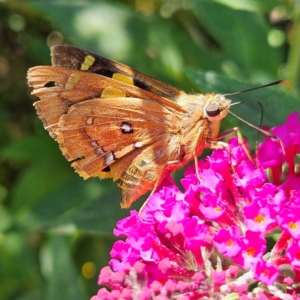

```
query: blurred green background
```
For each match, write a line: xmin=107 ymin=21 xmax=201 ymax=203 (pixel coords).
xmin=0 ymin=0 xmax=299 ymax=299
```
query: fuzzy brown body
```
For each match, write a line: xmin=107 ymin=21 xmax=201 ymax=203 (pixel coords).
xmin=27 ymin=46 xmax=231 ymax=208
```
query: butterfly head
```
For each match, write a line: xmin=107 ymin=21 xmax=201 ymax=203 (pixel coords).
xmin=203 ymin=94 xmax=231 ymax=122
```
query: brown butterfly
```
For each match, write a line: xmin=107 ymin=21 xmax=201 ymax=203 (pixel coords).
xmin=27 ymin=45 xmax=235 ymax=208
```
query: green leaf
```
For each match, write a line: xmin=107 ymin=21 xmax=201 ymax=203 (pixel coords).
xmin=0 ymin=233 xmax=43 ymax=299
xmin=210 ymin=0 xmax=280 ymax=12
xmin=189 ymin=0 xmax=282 ymax=80
xmin=3 ymin=136 xmax=74 ymax=212
xmin=41 ymin=235 xmax=86 ymax=300
xmin=4 ymin=135 xmax=128 ymax=234
xmin=13 ymin=177 xmax=129 ymax=234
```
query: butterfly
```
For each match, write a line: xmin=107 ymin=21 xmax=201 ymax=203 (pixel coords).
xmin=27 ymin=45 xmax=234 ymax=208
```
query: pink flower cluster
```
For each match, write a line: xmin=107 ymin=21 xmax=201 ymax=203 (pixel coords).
xmin=92 ymin=112 xmax=300 ymax=300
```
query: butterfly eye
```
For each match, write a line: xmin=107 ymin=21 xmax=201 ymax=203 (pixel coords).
xmin=205 ymin=103 xmax=221 ymax=117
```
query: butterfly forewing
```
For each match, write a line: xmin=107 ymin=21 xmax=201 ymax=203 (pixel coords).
xmin=28 ymin=66 xmax=186 ymax=138
xmin=51 ymin=45 xmax=185 ymax=101
xmin=56 ymin=96 xmax=180 ymax=173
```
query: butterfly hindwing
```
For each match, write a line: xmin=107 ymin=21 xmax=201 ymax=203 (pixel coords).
xmin=117 ymin=147 xmax=166 ymax=208
xmin=56 ymin=96 xmax=179 ymax=177
xmin=56 ymin=96 xmax=180 ymax=206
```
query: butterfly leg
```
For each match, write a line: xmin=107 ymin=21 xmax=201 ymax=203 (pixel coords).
xmin=138 ymin=159 xmax=182 ymax=219
xmin=138 ymin=176 xmax=162 ymax=219
xmin=212 ymin=127 xmax=253 ymax=163
xmin=193 ymin=127 xmax=205 ymax=182
xmin=193 ymin=155 xmax=201 ymax=183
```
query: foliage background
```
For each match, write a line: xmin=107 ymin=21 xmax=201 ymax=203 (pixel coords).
xmin=0 ymin=0 xmax=299 ymax=299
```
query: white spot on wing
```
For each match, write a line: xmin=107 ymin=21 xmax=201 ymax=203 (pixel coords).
xmin=121 ymin=122 xmax=133 ymax=134
xmin=134 ymin=142 xmax=143 ymax=148
xmin=86 ymin=117 xmax=93 ymax=125
xmin=104 ymin=152 xmax=115 ymax=166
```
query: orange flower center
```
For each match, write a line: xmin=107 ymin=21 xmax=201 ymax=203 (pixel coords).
xmin=246 ymin=247 xmax=256 ymax=257
xmin=226 ymin=239 xmax=234 ymax=247
xmin=288 ymin=222 xmax=297 ymax=230
xmin=214 ymin=205 xmax=222 ymax=212
xmin=254 ymin=214 xmax=265 ymax=223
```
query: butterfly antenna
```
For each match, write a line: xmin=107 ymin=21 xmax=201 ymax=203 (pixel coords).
xmin=226 ymin=79 xmax=289 ymax=154
xmin=223 ymin=79 xmax=290 ymax=96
